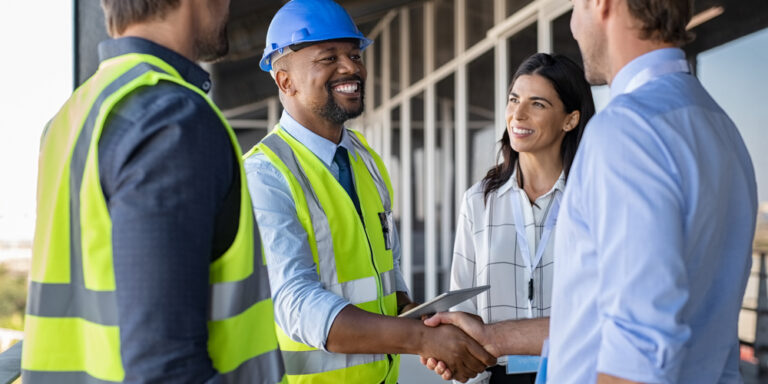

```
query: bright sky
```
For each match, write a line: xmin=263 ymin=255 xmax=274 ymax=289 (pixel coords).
xmin=0 ymin=2 xmax=73 ymax=242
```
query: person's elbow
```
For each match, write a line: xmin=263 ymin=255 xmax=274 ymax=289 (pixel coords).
xmin=597 ymin=315 xmax=690 ymax=383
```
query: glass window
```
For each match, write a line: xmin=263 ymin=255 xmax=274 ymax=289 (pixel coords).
xmin=390 ymin=106 xmax=401 ymax=220
xmin=410 ymin=93 xmax=426 ymax=301
xmin=506 ymin=0 xmax=533 ymax=18
xmin=466 ymin=0 xmax=494 ymax=48
xmin=372 ymin=35 xmax=382 ymax=109
xmin=467 ymin=51 xmax=496 ymax=186
xmin=435 ymin=0 xmax=455 ymax=68
xmin=390 ymin=16 xmax=401 ymax=97
xmin=409 ymin=4 xmax=425 ymax=84
xmin=507 ymin=22 xmax=538 ymax=79
xmin=437 ymin=74 xmax=456 ymax=293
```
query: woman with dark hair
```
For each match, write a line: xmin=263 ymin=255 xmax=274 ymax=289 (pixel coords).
xmin=449 ymin=53 xmax=595 ymax=383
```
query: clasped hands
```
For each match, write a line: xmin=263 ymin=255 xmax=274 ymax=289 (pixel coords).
xmin=418 ymin=311 xmax=500 ymax=382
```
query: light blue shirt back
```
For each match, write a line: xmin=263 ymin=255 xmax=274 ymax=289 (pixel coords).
xmin=548 ymin=48 xmax=758 ymax=383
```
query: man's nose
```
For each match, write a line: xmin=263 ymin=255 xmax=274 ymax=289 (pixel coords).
xmin=337 ymin=56 xmax=360 ymax=74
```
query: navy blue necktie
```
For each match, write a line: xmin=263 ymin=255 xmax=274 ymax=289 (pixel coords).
xmin=333 ymin=146 xmax=362 ymax=216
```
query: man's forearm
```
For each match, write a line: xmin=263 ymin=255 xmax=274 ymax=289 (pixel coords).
xmin=325 ymin=305 xmax=425 ymax=354
xmin=597 ymin=373 xmax=642 ymax=384
xmin=486 ymin=317 xmax=549 ymax=356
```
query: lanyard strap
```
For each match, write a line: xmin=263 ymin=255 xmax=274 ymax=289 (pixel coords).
xmin=624 ymin=59 xmax=690 ymax=93
xmin=511 ymin=190 xmax=561 ymax=317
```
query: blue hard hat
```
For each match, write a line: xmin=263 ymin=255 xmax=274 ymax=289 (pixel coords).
xmin=260 ymin=0 xmax=373 ymax=72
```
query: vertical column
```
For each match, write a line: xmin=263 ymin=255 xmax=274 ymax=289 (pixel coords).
xmin=382 ymin=23 xmax=393 ymax=170
xmin=424 ymin=1 xmax=437 ymax=299
xmin=538 ymin=2 xmax=553 ymax=53
xmin=494 ymin=27 xmax=509 ymax=144
xmin=365 ymin=39 xmax=378 ymax=150
xmin=494 ymin=0 xmax=508 ymax=142
xmin=400 ymin=7 xmax=410 ymax=90
xmin=440 ymin=99 xmax=454 ymax=290
xmin=454 ymin=0 xmax=469 ymax=220
xmin=399 ymin=7 xmax=414 ymax=292
xmin=494 ymin=0 xmax=506 ymax=24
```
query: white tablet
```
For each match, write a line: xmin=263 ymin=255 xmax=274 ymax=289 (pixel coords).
xmin=398 ymin=285 xmax=490 ymax=319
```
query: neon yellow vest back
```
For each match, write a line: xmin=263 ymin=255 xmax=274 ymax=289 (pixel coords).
xmin=245 ymin=126 xmax=400 ymax=384
xmin=22 ymin=52 xmax=285 ymax=383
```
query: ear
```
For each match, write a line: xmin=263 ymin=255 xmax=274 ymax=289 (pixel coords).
xmin=563 ymin=110 xmax=580 ymax=132
xmin=274 ymin=70 xmax=296 ymax=96
xmin=593 ymin=0 xmax=612 ymax=21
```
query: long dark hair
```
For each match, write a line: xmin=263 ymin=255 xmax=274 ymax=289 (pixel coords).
xmin=482 ymin=53 xmax=595 ymax=203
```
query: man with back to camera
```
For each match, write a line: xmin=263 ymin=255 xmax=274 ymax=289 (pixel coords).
xmin=21 ymin=0 xmax=284 ymax=382
xmin=243 ymin=0 xmax=496 ymax=383
xmin=422 ymin=0 xmax=758 ymax=383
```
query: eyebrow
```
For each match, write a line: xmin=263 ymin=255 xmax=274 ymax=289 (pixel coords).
xmin=509 ymin=92 xmax=554 ymax=107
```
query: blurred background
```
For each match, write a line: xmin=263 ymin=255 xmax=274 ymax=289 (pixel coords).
xmin=1 ymin=0 xmax=767 ymax=382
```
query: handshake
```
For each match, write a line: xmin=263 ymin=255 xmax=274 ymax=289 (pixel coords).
xmin=417 ymin=311 xmax=497 ymax=382
xmin=414 ymin=311 xmax=548 ymax=382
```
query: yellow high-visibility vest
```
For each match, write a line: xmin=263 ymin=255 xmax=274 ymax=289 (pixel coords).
xmin=22 ymin=52 xmax=285 ymax=384
xmin=245 ymin=126 xmax=400 ymax=384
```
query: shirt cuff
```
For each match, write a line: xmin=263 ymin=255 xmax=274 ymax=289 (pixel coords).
xmin=320 ymin=299 xmax=350 ymax=351
xmin=394 ymin=269 xmax=410 ymax=297
xmin=596 ymin=318 xmax=685 ymax=384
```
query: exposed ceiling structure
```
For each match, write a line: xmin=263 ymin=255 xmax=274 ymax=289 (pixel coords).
xmin=214 ymin=0 xmax=422 ymax=111
xmin=75 ymin=0 xmax=768 ymax=114
xmin=74 ymin=0 xmax=421 ymax=110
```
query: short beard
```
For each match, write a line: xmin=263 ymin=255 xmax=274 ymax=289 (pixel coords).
xmin=197 ymin=23 xmax=229 ymax=62
xmin=316 ymin=77 xmax=365 ymax=125
xmin=579 ymin=35 xmax=608 ymax=86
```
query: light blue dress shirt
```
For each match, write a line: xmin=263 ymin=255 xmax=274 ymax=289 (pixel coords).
xmin=244 ymin=111 xmax=408 ymax=350
xmin=548 ymin=48 xmax=758 ymax=383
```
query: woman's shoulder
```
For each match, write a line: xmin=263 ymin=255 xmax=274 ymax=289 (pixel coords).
xmin=463 ymin=180 xmax=488 ymax=204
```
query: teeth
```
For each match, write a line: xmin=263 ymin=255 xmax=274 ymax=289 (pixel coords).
xmin=333 ymin=82 xmax=359 ymax=93
xmin=512 ymin=127 xmax=533 ymax=135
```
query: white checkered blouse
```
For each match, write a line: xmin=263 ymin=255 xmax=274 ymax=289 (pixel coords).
xmin=450 ymin=170 xmax=565 ymax=323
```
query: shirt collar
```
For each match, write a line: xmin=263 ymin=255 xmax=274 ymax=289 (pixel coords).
xmin=497 ymin=165 xmax=565 ymax=198
xmin=98 ymin=37 xmax=212 ymax=93
xmin=610 ymin=47 xmax=686 ymax=99
xmin=279 ymin=111 xmax=358 ymax=168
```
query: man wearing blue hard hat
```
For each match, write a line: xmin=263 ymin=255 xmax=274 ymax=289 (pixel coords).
xmin=243 ymin=0 xmax=496 ymax=383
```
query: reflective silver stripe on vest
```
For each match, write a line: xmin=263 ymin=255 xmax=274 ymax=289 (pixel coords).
xmin=347 ymin=132 xmax=391 ymax=212
xmin=23 ymin=350 xmax=285 ymax=384
xmin=221 ymin=349 xmax=284 ymax=384
xmin=379 ymin=269 xmax=397 ymax=298
xmin=261 ymin=134 xmax=339 ymax=287
xmin=26 ymin=282 xmax=118 ymax=326
xmin=22 ymin=370 xmax=119 ymax=384
xmin=281 ymin=349 xmax=387 ymax=376
xmin=328 ymin=269 xmax=398 ymax=305
xmin=209 ymin=225 xmax=272 ymax=321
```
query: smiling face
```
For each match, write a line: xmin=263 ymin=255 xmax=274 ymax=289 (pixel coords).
xmin=280 ymin=40 xmax=366 ymax=126
xmin=506 ymin=74 xmax=577 ymax=156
